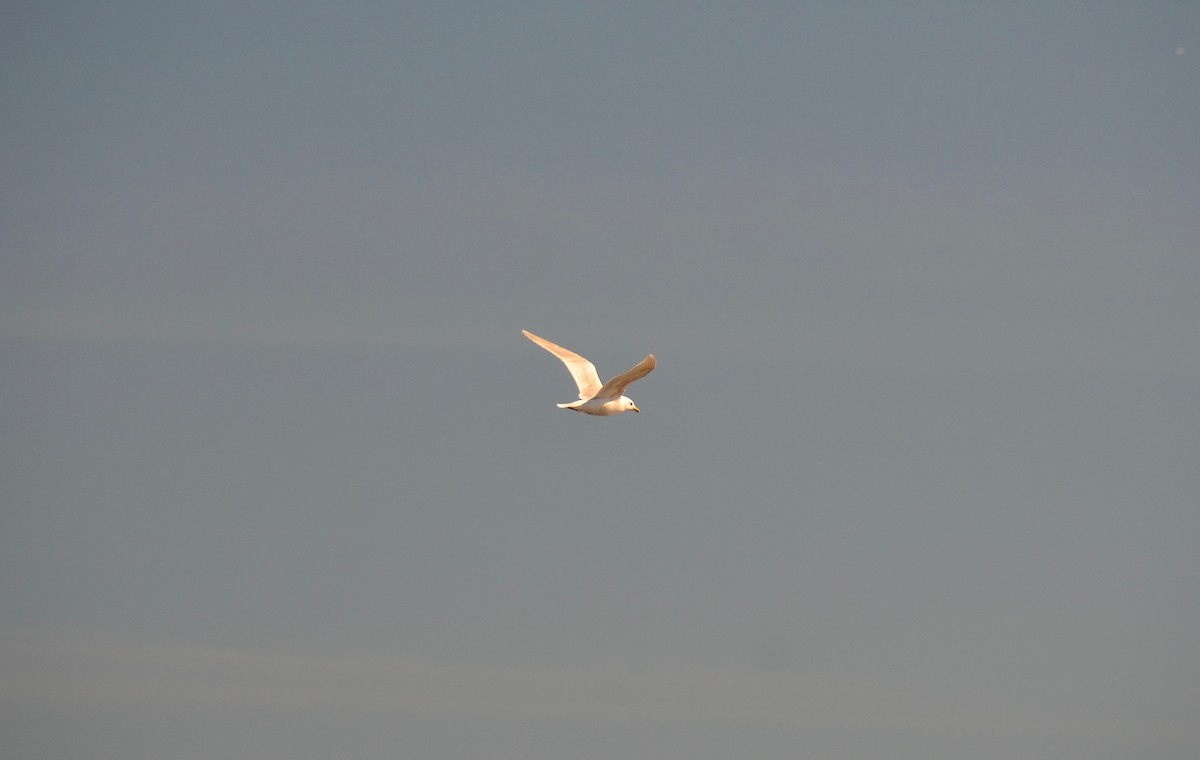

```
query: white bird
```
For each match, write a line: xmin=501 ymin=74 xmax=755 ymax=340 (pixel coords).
xmin=523 ymin=329 xmax=656 ymax=416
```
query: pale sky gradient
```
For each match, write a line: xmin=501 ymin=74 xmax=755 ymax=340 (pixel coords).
xmin=3 ymin=2 xmax=1199 ymax=759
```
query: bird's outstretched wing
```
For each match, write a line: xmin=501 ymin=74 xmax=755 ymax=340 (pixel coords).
xmin=523 ymin=329 xmax=603 ymax=400
xmin=594 ymin=354 xmax=656 ymax=400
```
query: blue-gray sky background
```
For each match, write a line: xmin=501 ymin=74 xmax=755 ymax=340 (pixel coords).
xmin=3 ymin=2 xmax=1198 ymax=758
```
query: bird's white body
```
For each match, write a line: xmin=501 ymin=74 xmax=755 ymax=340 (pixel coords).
xmin=562 ymin=395 xmax=640 ymax=416
xmin=523 ymin=330 xmax=655 ymax=416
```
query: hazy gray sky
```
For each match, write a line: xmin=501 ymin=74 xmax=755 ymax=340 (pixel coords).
xmin=3 ymin=2 xmax=1198 ymax=758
